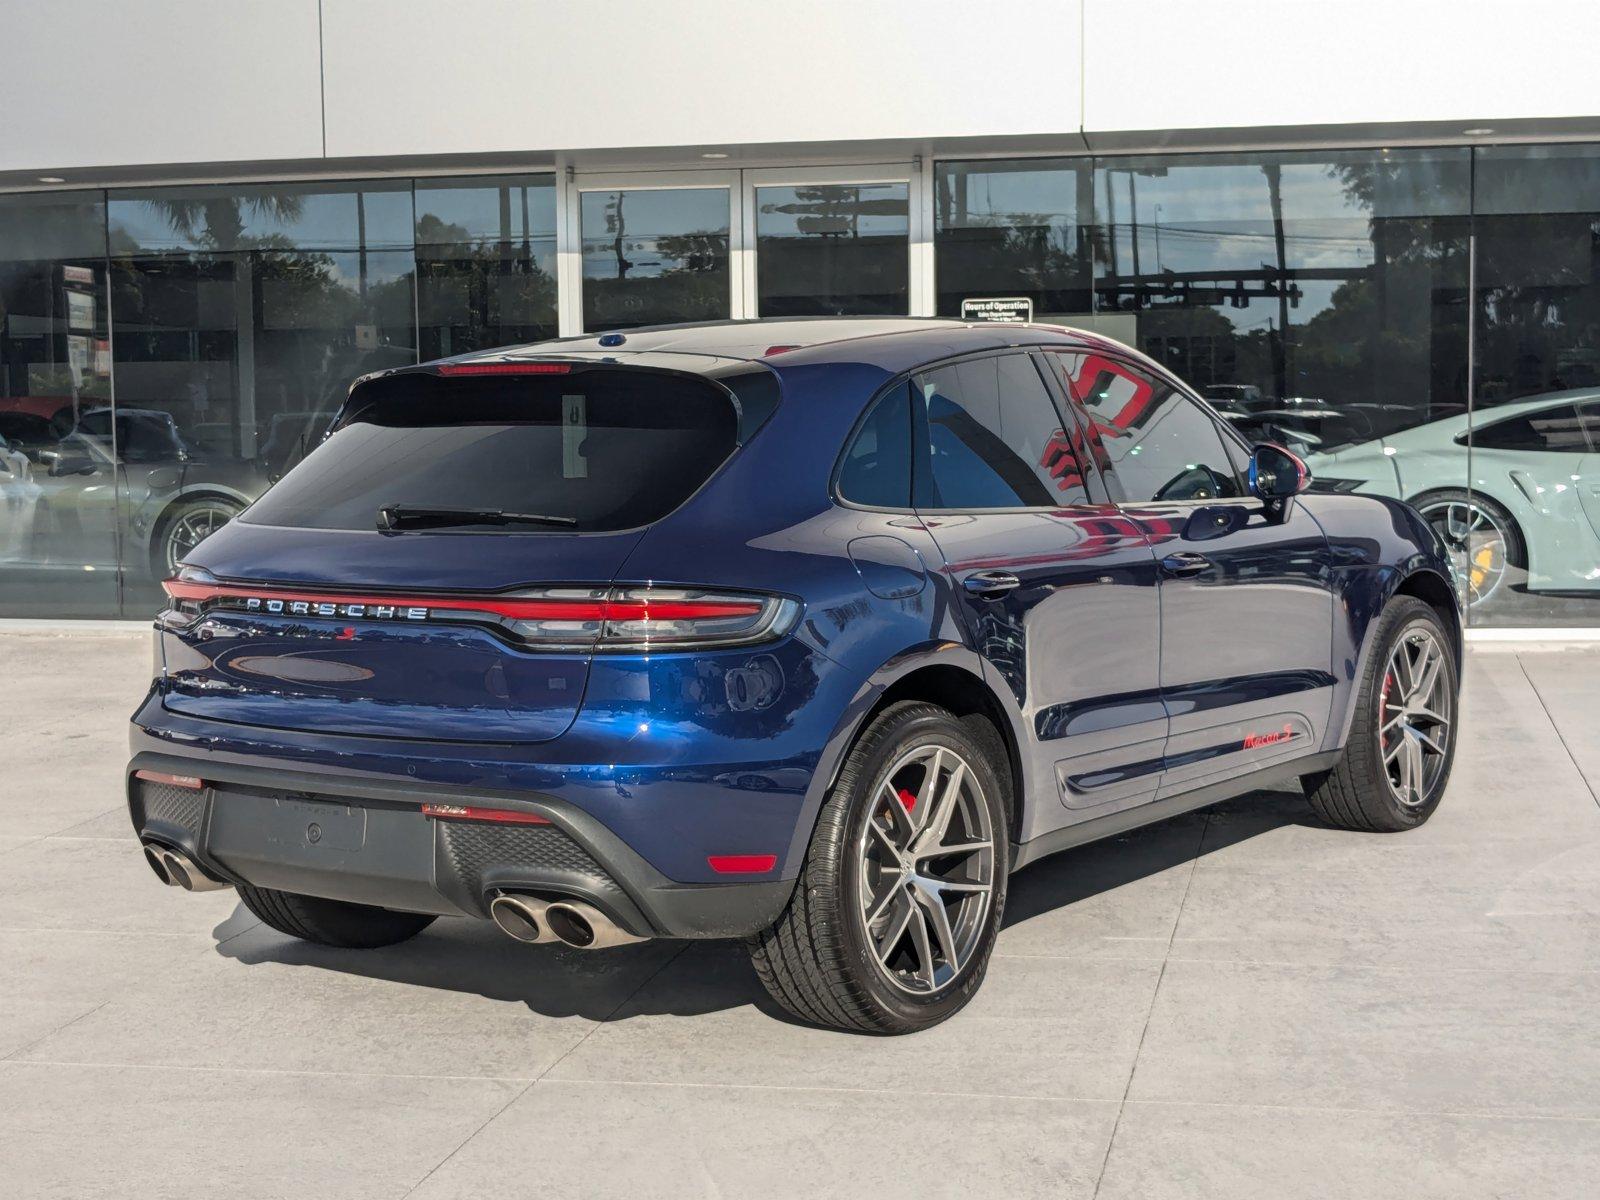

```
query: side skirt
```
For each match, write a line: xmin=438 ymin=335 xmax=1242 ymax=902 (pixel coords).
xmin=1010 ymin=749 xmax=1342 ymax=872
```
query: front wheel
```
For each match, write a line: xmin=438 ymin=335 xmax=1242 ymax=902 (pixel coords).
xmin=1302 ymin=595 xmax=1459 ymax=832
xmin=749 ymin=702 xmax=1011 ymax=1034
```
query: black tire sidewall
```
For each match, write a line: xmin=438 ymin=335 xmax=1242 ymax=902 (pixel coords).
xmin=832 ymin=707 xmax=1011 ymax=1029
xmin=1350 ymin=600 xmax=1460 ymax=828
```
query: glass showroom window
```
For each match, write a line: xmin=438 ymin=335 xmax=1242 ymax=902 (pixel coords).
xmin=107 ymin=180 xmax=417 ymax=614
xmin=754 ymin=182 xmax=909 ymax=316
xmin=934 ymin=158 xmax=1094 ymax=323
xmin=580 ymin=187 xmax=731 ymax=331
xmin=1468 ymin=144 xmax=1600 ymax=626
xmin=0 ymin=191 xmax=115 ymax=616
xmin=415 ymin=175 xmax=558 ymax=359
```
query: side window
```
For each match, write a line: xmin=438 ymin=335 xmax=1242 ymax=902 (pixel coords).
xmin=837 ymin=382 xmax=912 ymax=507
xmin=915 ymin=353 xmax=1091 ymax=509
xmin=1047 ymin=352 xmax=1242 ymax=503
xmin=1472 ymin=403 xmax=1598 ymax=453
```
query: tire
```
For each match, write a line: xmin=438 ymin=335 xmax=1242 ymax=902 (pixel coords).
xmin=237 ymin=884 xmax=437 ymax=949
xmin=749 ymin=702 xmax=1011 ymax=1034
xmin=1302 ymin=595 xmax=1459 ymax=832
xmin=1410 ymin=488 xmax=1524 ymax=609
xmin=151 ymin=495 xmax=244 ymax=578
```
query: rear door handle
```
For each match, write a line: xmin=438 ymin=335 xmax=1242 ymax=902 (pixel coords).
xmin=1161 ymin=552 xmax=1212 ymax=577
xmin=963 ymin=570 xmax=1021 ymax=598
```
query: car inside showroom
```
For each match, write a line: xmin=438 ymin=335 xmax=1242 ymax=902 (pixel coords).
xmin=3 ymin=2 xmax=1599 ymax=1198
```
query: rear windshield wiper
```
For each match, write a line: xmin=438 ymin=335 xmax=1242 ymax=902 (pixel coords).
xmin=377 ymin=505 xmax=579 ymax=531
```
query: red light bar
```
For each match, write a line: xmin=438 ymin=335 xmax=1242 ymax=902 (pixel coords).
xmin=707 ymin=853 xmax=778 ymax=874
xmin=763 ymin=344 xmax=802 ymax=356
xmin=436 ymin=361 xmax=572 ymax=376
xmin=134 ymin=769 xmax=205 ymax=790
xmin=421 ymin=803 xmax=552 ymax=825
xmin=161 ymin=579 xmax=763 ymax=623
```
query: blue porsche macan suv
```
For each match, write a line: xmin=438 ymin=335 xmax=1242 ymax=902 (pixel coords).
xmin=128 ymin=318 xmax=1461 ymax=1033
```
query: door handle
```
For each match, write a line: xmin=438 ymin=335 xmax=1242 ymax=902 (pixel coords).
xmin=962 ymin=570 xmax=1021 ymax=598
xmin=1161 ymin=551 xmax=1212 ymax=577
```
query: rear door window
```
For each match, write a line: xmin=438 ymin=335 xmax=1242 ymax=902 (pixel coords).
xmin=241 ymin=367 xmax=739 ymax=532
xmin=914 ymin=353 xmax=1091 ymax=509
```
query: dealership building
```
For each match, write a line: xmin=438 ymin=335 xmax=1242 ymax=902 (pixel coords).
xmin=3 ymin=0 xmax=1600 ymax=630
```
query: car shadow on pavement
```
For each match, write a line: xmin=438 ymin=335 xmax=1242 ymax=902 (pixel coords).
xmin=213 ymin=786 xmax=1315 ymax=1027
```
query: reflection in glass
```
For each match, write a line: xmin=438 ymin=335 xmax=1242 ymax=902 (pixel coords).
xmin=0 ymin=192 xmax=117 ymax=615
xmin=580 ymin=188 xmax=730 ymax=331
xmin=1467 ymin=144 xmax=1600 ymax=625
xmin=110 ymin=187 xmax=417 ymax=612
xmin=935 ymin=159 xmax=1093 ymax=320
xmin=107 ymin=181 xmax=413 ymax=253
xmin=755 ymin=183 xmax=908 ymax=316
xmin=416 ymin=175 xmax=557 ymax=357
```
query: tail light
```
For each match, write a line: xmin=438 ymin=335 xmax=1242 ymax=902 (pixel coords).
xmin=161 ymin=571 xmax=799 ymax=653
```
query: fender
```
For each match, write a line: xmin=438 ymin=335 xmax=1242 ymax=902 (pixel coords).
xmin=776 ymin=639 xmax=1026 ymax=876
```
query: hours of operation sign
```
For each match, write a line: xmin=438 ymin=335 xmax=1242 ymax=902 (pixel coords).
xmin=960 ymin=297 xmax=1033 ymax=322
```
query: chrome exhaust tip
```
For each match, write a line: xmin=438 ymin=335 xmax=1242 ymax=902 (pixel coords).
xmin=149 ymin=845 xmax=232 ymax=892
xmin=543 ymin=899 xmax=646 ymax=950
xmin=143 ymin=844 xmax=175 ymax=886
xmin=489 ymin=893 xmax=560 ymax=944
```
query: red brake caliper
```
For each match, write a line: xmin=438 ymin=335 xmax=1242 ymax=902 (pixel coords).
xmin=897 ymin=788 xmax=917 ymax=813
xmin=1380 ymin=671 xmax=1396 ymax=751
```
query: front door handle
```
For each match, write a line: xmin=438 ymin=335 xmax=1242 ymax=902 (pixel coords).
xmin=1161 ymin=551 xmax=1212 ymax=577
xmin=963 ymin=570 xmax=1021 ymax=598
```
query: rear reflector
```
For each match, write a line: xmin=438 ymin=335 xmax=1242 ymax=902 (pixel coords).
xmin=421 ymin=803 xmax=552 ymax=825
xmin=707 ymin=854 xmax=778 ymax=874
xmin=134 ymin=770 xmax=204 ymax=790
xmin=436 ymin=361 xmax=571 ymax=376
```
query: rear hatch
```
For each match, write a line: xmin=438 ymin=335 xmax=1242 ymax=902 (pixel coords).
xmin=159 ymin=361 xmax=750 ymax=744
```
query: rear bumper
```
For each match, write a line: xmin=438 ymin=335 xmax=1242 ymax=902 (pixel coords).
xmin=127 ymin=748 xmax=795 ymax=939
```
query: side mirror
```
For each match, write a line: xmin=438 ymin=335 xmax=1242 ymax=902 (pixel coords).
xmin=1248 ymin=442 xmax=1310 ymax=502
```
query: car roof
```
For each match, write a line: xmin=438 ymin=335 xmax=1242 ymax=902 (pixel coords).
xmin=430 ymin=317 xmax=1123 ymax=374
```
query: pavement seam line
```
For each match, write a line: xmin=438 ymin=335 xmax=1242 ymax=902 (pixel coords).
xmin=1517 ymin=653 xmax=1600 ymax=813
xmin=1 ymin=1000 xmax=111 ymax=1064
xmin=396 ymin=941 xmax=692 ymax=1199
xmin=1090 ymin=809 xmax=1210 ymax=1200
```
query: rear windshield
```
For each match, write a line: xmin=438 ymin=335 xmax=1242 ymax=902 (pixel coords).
xmin=241 ymin=367 xmax=739 ymax=533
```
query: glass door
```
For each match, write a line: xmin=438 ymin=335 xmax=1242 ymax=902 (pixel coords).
xmin=570 ymin=171 xmax=740 ymax=333
xmin=742 ymin=165 xmax=919 ymax=318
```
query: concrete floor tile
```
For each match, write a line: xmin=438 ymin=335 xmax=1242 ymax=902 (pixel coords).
xmin=0 ymin=929 xmax=213 ymax=1058
xmin=999 ymin=814 xmax=1206 ymax=961
xmin=0 ymin=1060 xmax=523 ymax=1200
xmin=410 ymin=1079 xmax=1120 ymax=1200
xmin=0 ymin=837 xmax=243 ymax=935
xmin=1097 ymin=1101 xmax=1600 ymax=1200
xmin=16 ymin=919 xmax=682 ymax=1080
xmin=547 ymin=940 xmax=1162 ymax=1100
xmin=1129 ymin=958 xmax=1600 ymax=1117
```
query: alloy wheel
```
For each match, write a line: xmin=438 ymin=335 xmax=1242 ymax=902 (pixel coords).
xmin=1378 ymin=627 xmax=1453 ymax=808
xmin=164 ymin=504 xmax=238 ymax=573
xmin=1418 ymin=497 xmax=1508 ymax=607
xmin=855 ymin=744 xmax=996 ymax=995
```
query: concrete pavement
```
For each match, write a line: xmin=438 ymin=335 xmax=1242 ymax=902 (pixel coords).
xmin=3 ymin=634 xmax=1598 ymax=1198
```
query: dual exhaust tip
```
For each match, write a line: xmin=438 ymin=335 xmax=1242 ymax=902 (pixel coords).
xmin=489 ymin=893 xmax=644 ymax=950
xmin=142 ymin=843 xmax=232 ymax=892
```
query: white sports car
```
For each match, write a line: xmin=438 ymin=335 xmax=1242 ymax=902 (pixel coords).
xmin=1301 ymin=390 xmax=1600 ymax=608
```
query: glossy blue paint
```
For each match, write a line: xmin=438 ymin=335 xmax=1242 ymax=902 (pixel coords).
xmin=129 ymin=318 xmax=1460 ymax=929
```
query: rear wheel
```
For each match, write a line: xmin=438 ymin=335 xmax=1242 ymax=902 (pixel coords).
xmin=749 ymin=702 xmax=1010 ymax=1034
xmin=1412 ymin=489 xmax=1523 ymax=609
xmin=237 ymin=884 xmax=436 ymax=949
xmin=152 ymin=495 xmax=244 ymax=578
xmin=1302 ymin=596 xmax=1458 ymax=831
